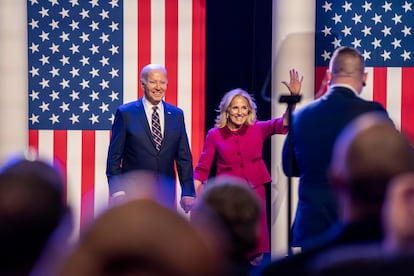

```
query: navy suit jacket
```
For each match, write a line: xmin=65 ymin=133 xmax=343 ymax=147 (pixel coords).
xmin=106 ymin=98 xmax=195 ymax=202
xmin=282 ymin=86 xmax=388 ymax=248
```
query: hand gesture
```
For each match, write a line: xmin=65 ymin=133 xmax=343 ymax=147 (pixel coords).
xmin=281 ymin=69 xmax=303 ymax=95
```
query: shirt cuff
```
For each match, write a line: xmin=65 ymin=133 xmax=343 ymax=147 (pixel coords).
xmin=111 ymin=191 xmax=126 ymax=197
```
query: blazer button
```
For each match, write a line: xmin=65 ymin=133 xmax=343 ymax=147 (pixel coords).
xmin=237 ymin=152 xmax=241 ymax=156
xmin=240 ymin=164 xmax=244 ymax=168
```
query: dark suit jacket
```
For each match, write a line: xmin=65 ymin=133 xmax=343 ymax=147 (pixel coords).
xmin=260 ymin=217 xmax=383 ymax=276
xmin=282 ymin=86 xmax=388 ymax=248
xmin=106 ymin=98 xmax=195 ymax=203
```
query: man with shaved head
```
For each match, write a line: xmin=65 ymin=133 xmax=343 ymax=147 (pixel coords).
xmin=261 ymin=111 xmax=414 ymax=276
xmin=281 ymin=46 xmax=390 ymax=252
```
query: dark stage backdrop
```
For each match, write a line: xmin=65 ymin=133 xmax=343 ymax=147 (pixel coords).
xmin=205 ymin=0 xmax=273 ymax=175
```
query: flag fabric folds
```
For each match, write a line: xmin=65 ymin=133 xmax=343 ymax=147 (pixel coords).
xmin=26 ymin=0 xmax=205 ymax=237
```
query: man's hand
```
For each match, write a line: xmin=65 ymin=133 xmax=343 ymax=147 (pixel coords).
xmin=180 ymin=196 xmax=196 ymax=213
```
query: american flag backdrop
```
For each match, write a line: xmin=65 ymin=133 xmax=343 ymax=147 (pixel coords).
xmin=26 ymin=0 xmax=205 ymax=236
xmin=314 ymin=0 xmax=414 ymax=142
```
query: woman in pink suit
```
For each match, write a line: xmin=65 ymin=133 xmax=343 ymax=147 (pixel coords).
xmin=194 ymin=69 xmax=302 ymax=266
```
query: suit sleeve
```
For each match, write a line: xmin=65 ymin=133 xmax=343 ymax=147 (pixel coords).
xmin=175 ymin=112 xmax=196 ymax=197
xmin=194 ymin=129 xmax=216 ymax=182
xmin=282 ymin=129 xmax=301 ymax=177
xmin=106 ymin=108 xmax=126 ymax=194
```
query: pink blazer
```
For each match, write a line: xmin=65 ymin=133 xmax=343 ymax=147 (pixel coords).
xmin=194 ymin=118 xmax=287 ymax=188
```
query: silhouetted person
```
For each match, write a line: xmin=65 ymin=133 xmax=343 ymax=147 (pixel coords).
xmin=261 ymin=111 xmax=414 ymax=276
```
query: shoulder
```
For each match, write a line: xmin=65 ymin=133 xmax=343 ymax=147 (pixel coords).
xmin=118 ymin=99 xmax=141 ymax=112
xmin=163 ymin=102 xmax=184 ymax=115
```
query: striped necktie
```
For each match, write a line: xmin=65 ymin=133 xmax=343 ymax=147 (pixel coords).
xmin=151 ymin=106 xmax=162 ymax=151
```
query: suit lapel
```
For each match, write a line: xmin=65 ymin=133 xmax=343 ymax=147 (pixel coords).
xmin=136 ymin=99 xmax=157 ymax=150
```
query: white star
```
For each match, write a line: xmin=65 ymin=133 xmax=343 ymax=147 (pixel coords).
xmin=69 ymin=67 xmax=80 ymax=78
xmin=29 ymin=0 xmax=39 ymax=5
xmin=99 ymin=102 xmax=110 ymax=113
xmin=402 ymin=1 xmax=412 ymax=12
xmin=29 ymin=114 xmax=39 ymax=124
xmin=89 ymin=114 xmax=99 ymax=125
xmin=109 ymin=67 xmax=119 ymax=78
xmin=80 ymin=79 xmax=90 ymax=89
xmin=100 ymin=56 xmax=110 ymax=66
xmin=29 ymin=66 xmax=40 ymax=77
xmin=381 ymin=50 xmax=391 ymax=61
xmin=90 ymin=21 xmax=99 ymax=31
xmin=342 ymin=1 xmax=352 ymax=12
xmin=60 ymin=78 xmax=70 ymax=89
xmin=79 ymin=102 xmax=90 ymax=112
xmin=321 ymin=50 xmax=331 ymax=61
xmin=321 ymin=26 xmax=331 ymax=37
xmin=49 ymin=66 xmax=60 ymax=77
xmin=29 ymin=43 xmax=39 ymax=53
xmin=39 ymin=55 xmax=50 ymax=65
xmin=100 ymin=9 xmax=110 ymax=20
xmin=109 ymin=114 xmax=115 ymax=124
xmin=80 ymin=56 xmax=90 ymax=66
xmin=60 ymin=55 xmax=70 ymax=66
xmin=362 ymin=50 xmax=371 ymax=60
xmin=352 ymin=13 xmax=362 ymax=24
xmin=59 ymin=102 xmax=70 ymax=113
xmin=351 ymin=38 xmax=362 ymax=48
xmin=99 ymin=33 xmax=110 ymax=43
xmin=372 ymin=13 xmax=382 ymax=24
xmin=39 ymin=101 xmax=50 ymax=112
xmin=39 ymin=78 xmax=50 ymax=89
xmin=382 ymin=1 xmax=392 ymax=12
xmin=49 ymin=19 xmax=59 ymax=30
xmin=89 ymin=44 xmax=100 ymax=54
xmin=89 ymin=0 xmax=99 ymax=7
xmin=331 ymin=37 xmax=341 ymax=48
xmin=39 ymin=31 xmax=50 ymax=42
xmin=79 ymin=8 xmax=90 ymax=19
xmin=59 ymin=8 xmax=70 ymax=19
xmin=69 ymin=113 xmax=80 ymax=124
xmin=401 ymin=50 xmax=411 ymax=61
xmin=361 ymin=25 xmax=372 ymax=36
xmin=28 ymin=19 xmax=39 ymax=29
xmin=381 ymin=26 xmax=392 ymax=37
xmin=49 ymin=90 xmax=60 ymax=101
xmin=80 ymin=32 xmax=90 ymax=42
xmin=49 ymin=0 xmax=59 ymax=6
xmin=109 ymin=21 xmax=119 ymax=32
xmin=109 ymin=90 xmax=119 ymax=101
xmin=49 ymin=43 xmax=60 ymax=53
xmin=90 ymin=90 xmax=100 ymax=101
xmin=341 ymin=26 xmax=352 ymax=37
xmin=69 ymin=20 xmax=79 ymax=30
xmin=109 ymin=0 xmax=119 ymax=8
xmin=59 ymin=31 xmax=70 ymax=42
xmin=392 ymin=13 xmax=402 ymax=24
xmin=99 ymin=79 xmax=110 ymax=90
xmin=371 ymin=38 xmax=382 ymax=49
xmin=109 ymin=44 xmax=119 ymax=55
xmin=29 ymin=90 xmax=40 ymax=101
xmin=69 ymin=90 xmax=80 ymax=101
xmin=39 ymin=7 xmax=49 ymax=18
xmin=89 ymin=67 xmax=100 ymax=78
xmin=402 ymin=25 xmax=412 ymax=37
xmin=391 ymin=38 xmax=401 ymax=49
xmin=69 ymin=0 xmax=79 ymax=7
xmin=362 ymin=1 xmax=372 ymax=12
xmin=49 ymin=114 xmax=60 ymax=124
xmin=332 ymin=13 xmax=342 ymax=24
xmin=69 ymin=43 xmax=80 ymax=54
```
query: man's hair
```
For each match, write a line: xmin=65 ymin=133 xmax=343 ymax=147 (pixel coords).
xmin=329 ymin=46 xmax=365 ymax=79
xmin=139 ymin=63 xmax=168 ymax=83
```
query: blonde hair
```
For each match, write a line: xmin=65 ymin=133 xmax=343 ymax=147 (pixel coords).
xmin=214 ymin=88 xmax=257 ymax=128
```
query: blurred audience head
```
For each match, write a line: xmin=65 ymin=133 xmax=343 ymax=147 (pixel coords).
xmin=60 ymin=198 xmax=218 ymax=276
xmin=382 ymin=172 xmax=414 ymax=253
xmin=191 ymin=176 xmax=261 ymax=271
xmin=329 ymin=111 xmax=414 ymax=222
xmin=0 ymin=156 xmax=67 ymax=275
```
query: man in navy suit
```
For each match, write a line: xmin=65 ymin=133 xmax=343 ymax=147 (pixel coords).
xmin=106 ymin=64 xmax=195 ymax=212
xmin=282 ymin=46 xmax=389 ymax=251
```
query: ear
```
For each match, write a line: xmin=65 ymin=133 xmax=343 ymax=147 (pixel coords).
xmin=325 ymin=70 xmax=332 ymax=85
xmin=140 ymin=80 xmax=145 ymax=90
xmin=362 ymin=72 xmax=368 ymax=87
